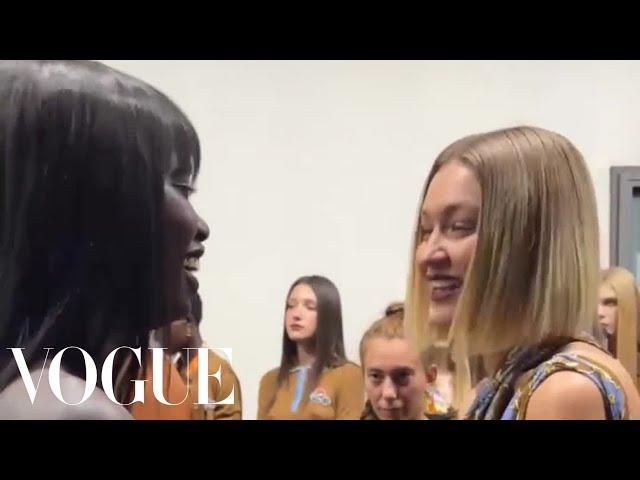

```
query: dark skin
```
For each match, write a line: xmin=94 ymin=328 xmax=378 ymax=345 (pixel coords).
xmin=162 ymin=159 xmax=210 ymax=325
xmin=0 ymin=167 xmax=210 ymax=419
xmin=168 ymin=315 xmax=203 ymax=355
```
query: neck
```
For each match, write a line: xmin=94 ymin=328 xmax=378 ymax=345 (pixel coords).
xmin=434 ymin=370 xmax=454 ymax=407
xmin=190 ymin=334 xmax=204 ymax=349
xmin=483 ymin=349 xmax=510 ymax=377
xmin=296 ymin=342 xmax=316 ymax=367
xmin=98 ymin=333 xmax=140 ymax=403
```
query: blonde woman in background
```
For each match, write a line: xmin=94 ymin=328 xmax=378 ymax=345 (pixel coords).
xmin=599 ymin=267 xmax=640 ymax=385
xmin=405 ymin=126 xmax=640 ymax=419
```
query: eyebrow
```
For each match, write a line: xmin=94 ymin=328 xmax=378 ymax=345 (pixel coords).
xmin=391 ymin=367 xmax=415 ymax=375
xmin=366 ymin=367 xmax=416 ymax=374
xmin=421 ymin=203 xmax=479 ymax=222
xmin=288 ymin=297 xmax=316 ymax=303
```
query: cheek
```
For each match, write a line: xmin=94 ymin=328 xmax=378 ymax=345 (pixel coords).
xmin=601 ymin=307 xmax=615 ymax=323
xmin=400 ymin=383 xmax=424 ymax=408
xmin=306 ymin=313 xmax=318 ymax=332
xmin=452 ymin=234 xmax=478 ymax=272
xmin=415 ymin=242 xmax=429 ymax=273
xmin=164 ymin=195 xmax=198 ymax=253
xmin=365 ymin=381 xmax=380 ymax=399
xmin=411 ymin=378 xmax=428 ymax=398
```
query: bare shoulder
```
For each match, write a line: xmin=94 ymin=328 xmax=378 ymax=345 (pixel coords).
xmin=526 ymin=370 xmax=606 ymax=420
xmin=566 ymin=342 xmax=640 ymax=417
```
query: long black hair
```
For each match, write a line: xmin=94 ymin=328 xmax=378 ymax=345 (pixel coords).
xmin=277 ymin=275 xmax=347 ymax=389
xmin=0 ymin=61 xmax=200 ymax=401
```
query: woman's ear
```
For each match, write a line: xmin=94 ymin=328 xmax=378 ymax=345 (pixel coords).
xmin=425 ymin=364 xmax=438 ymax=383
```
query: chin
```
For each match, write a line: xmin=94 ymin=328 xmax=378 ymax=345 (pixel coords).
xmin=168 ymin=296 xmax=191 ymax=324
xmin=288 ymin=333 xmax=305 ymax=342
xmin=428 ymin=309 xmax=454 ymax=327
xmin=376 ymin=410 xmax=402 ymax=420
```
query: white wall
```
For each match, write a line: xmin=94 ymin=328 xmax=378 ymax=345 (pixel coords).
xmin=102 ymin=60 xmax=640 ymax=418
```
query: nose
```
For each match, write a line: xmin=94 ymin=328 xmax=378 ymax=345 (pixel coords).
xmin=290 ymin=305 xmax=303 ymax=320
xmin=381 ymin=377 xmax=398 ymax=401
xmin=195 ymin=212 xmax=210 ymax=243
xmin=597 ymin=304 xmax=605 ymax=321
xmin=418 ymin=228 xmax=450 ymax=270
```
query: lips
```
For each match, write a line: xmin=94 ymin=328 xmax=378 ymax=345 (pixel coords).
xmin=377 ymin=407 xmax=403 ymax=419
xmin=183 ymin=246 xmax=204 ymax=293
xmin=183 ymin=256 xmax=200 ymax=271
xmin=427 ymin=275 xmax=462 ymax=302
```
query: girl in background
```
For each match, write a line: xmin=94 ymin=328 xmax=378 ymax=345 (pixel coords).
xmin=360 ymin=303 xmax=454 ymax=420
xmin=599 ymin=267 xmax=640 ymax=384
xmin=258 ymin=275 xmax=363 ymax=420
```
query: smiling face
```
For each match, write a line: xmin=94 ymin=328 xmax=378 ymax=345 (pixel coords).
xmin=416 ymin=161 xmax=481 ymax=327
xmin=161 ymin=160 xmax=210 ymax=324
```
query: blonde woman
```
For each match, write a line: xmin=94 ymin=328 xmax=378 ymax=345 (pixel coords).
xmin=599 ymin=267 xmax=640 ymax=383
xmin=405 ymin=126 xmax=640 ymax=419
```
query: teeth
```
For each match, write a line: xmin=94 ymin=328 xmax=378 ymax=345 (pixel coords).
xmin=183 ymin=257 xmax=200 ymax=271
xmin=430 ymin=280 xmax=460 ymax=289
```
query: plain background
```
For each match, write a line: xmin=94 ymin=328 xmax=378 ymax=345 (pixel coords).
xmin=103 ymin=61 xmax=640 ymax=419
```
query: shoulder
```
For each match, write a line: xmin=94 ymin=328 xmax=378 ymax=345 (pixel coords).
xmin=525 ymin=370 xmax=606 ymax=420
xmin=259 ymin=368 xmax=280 ymax=387
xmin=207 ymin=350 xmax=238 ymax=376
xmin=328 ymin=361 xmax=362 ymax=381
xmin=0 ymin=369 xmax=132 ymax=420
xmin=334 ymin=360 xmax=362 ymax=373
xmin=47 ymin=372 xmax=133 ymax=420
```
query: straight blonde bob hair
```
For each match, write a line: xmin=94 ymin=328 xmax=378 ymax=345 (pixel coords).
xmin=405 ymin=126 xmax=600 ymax=404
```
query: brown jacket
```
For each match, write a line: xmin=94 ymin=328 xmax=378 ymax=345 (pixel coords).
xmin=130 ymin=353 xmax=193 ymax=420
xmin=178 ymin=348 xmax=243 ymax=420
xmin=257 ymin=362 xmax=363 ymax=420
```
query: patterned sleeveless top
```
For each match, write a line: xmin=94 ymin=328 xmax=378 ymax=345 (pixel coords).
xmin=465 ymin=339 xmax=628 ymax=420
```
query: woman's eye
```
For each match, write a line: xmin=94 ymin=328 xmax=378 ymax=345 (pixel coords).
xmin=420 ymin=227 xmax=433 ymax=241
xmin=174 ymin=183 xmax=195 ymax=198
